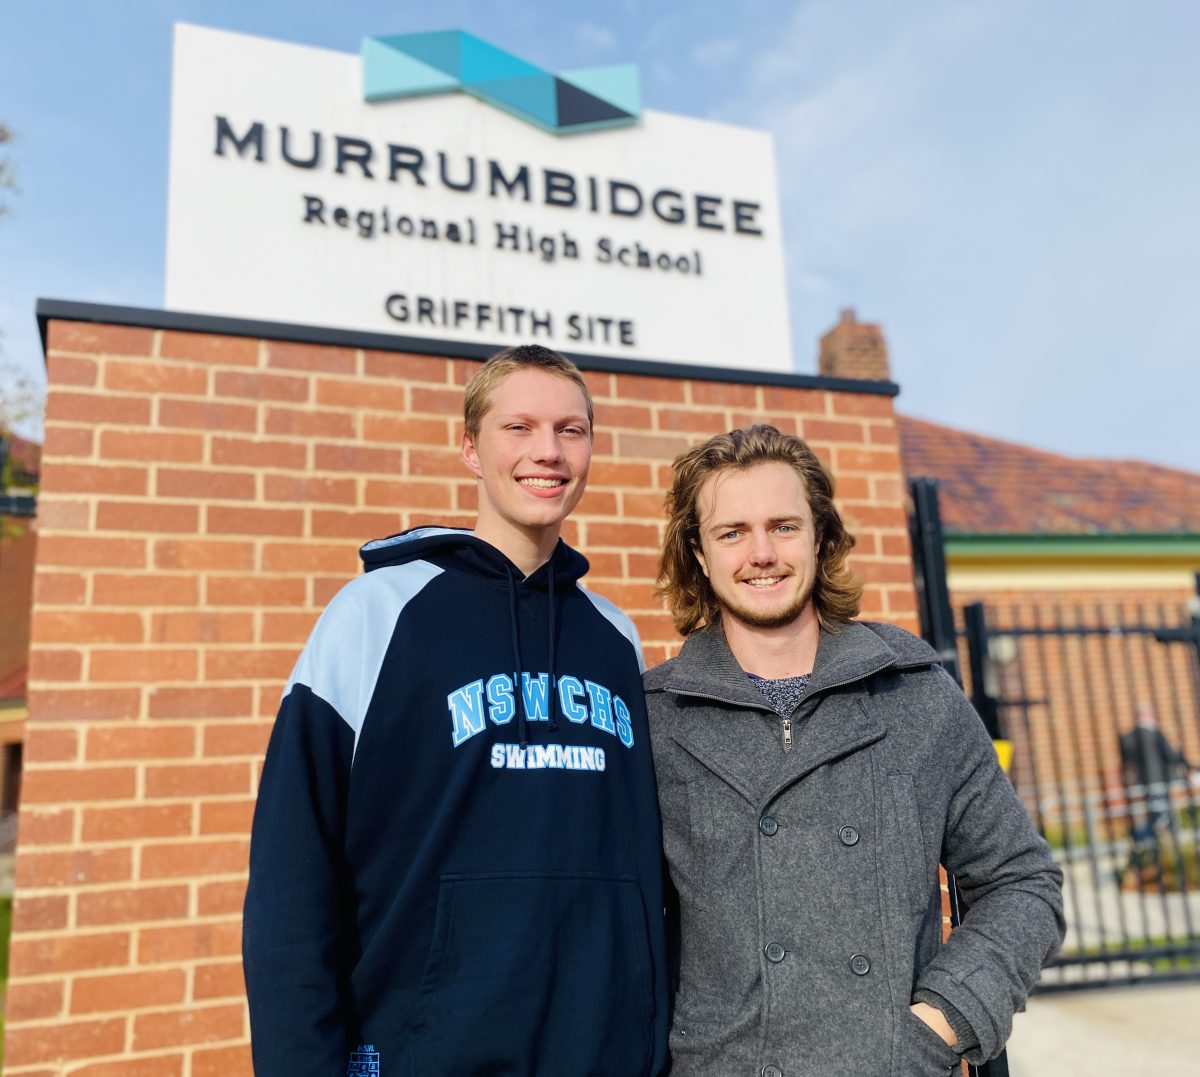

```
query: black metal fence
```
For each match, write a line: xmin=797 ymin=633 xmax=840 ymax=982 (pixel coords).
xmin=960 ymin=591 xmax=1200 ymax=991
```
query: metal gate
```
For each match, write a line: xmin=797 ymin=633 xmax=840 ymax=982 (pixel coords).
xmin=960 ymin=590 xmax=1200 ymax=991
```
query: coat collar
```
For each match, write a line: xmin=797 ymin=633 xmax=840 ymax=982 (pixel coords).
xmin=652 ymin=620 xmax=934 ymax=806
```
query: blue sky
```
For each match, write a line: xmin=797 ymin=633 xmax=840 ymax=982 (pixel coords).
xmin=2 ymin=1 xmax=1198 ymax=469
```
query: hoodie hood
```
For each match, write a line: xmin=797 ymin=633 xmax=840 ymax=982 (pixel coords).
xmin=360 ymin=526 xmax=589 ymax=588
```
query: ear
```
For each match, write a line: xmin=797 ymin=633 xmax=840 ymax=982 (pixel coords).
xmin=692 ymin=540 xmax=710 ymax=579
xmin=462 ymin=431 xmax=483 ymax=479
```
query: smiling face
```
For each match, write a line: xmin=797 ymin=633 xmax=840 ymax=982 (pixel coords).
xmin=462 ymin=367 xmax=592 ymax=554
xmin=694 ymin=461 xmax=821 ymax=632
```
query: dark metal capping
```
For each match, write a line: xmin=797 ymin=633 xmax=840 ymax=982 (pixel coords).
xmin=35 ymin=299 xmax=900 ymax=398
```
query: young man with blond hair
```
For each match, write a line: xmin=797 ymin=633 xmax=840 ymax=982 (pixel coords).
xmin=244 ymin=345 xmax=668 ymax=1077
xmin=646 ymin=424 xmax=1063 ymax=1076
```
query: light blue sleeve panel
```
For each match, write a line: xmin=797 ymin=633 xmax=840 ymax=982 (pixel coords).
xmin=284 ymin=560 xmax=444 ymax=759
xmin=577 ymin=584 xmax=646 ymax=674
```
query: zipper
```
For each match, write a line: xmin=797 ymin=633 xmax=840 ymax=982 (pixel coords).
xmin=781 ymin=717 xmax=793 ymax=751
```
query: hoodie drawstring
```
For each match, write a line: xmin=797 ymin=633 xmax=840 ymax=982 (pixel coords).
xmin=506 ymin=567 xmax=529 ymax=749
xmin=547 ymin=570 xmax=559 ymax=732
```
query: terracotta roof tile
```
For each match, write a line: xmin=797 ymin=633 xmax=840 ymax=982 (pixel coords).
xmin=897 ymin=415 xmax=1200 ymax=534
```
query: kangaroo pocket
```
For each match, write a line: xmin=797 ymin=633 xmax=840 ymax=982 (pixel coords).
xmin=413 ymin=870 xmax=655 ymax=1077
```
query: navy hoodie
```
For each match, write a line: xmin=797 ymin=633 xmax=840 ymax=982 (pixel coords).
xmin=243 ymin=528 xmax=669 ymax=1077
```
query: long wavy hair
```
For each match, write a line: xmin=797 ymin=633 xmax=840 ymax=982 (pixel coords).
xmin=657 ymin=424 xmax=862 ymax=635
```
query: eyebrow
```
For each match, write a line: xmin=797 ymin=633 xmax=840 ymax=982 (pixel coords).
xmin=493 ymin=412 xmax=590 ymax=426
xmin=706 ymin=514 xmax=805 ymax=535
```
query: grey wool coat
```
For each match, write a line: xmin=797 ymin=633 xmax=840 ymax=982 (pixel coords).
xmin=645 ymin=620 xmax=1064 ymax=1077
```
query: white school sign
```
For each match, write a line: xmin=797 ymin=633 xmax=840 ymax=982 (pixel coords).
xmin=165 ymin=25 xmax=793 ymax=370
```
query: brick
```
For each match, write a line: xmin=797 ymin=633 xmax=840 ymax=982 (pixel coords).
xmin=28 ymin=648 xmax=83 ymax=681
xmin=154 ymin=539 xmax=255 ymax=571
xmin=151 ymin=611 xmax=254 ymax=645
xmin=762 ymin=386 xmax=828 ymax=413
xmin=410 ymin=385 xmax=464 ymax=415
xmin=615 ymin=374 xmax=685 ymax=402
xmin=48 ymin=321 xmax=155 ymax=355
xmin=594 ymin=402 xmax=653 ymax=429
xmin=455 ymin=482 xmax=478 ymax=512
xmin=882 ymin=533 xmax=912 ymax=558
xmin=71 ymin=969 xmax=187 ymax=1015
xmin=78 ymin=881 xmax=188 ymax=927
xmin=141 ymin=839 xmax=249 ymax=880
xmin=617 ymin=432 xmax=693 ymax=460
xmin=3 ymin=1017 xmax=126 ymax=1066
xmin=261 ymin=542 xmax=358 ymax=574
xmin=197 ymin=879 xmax=247 ymax=916
xmin=46 ymin=463 xmax=149 ymax=496
xmin=28 ymin=688 xmax=141 ymax=722
xmin=145 ymin=763 xmax=251 ymax=799
xmin=362 ymin=349 xmax=450 ymax=382
xmin=833 ymin=447 xmax=901 ymax=474
xmin=192 ymin=1043 xmax=254 ymax=1077
xmin=264 ymin=406 xmax=356 ymax=438
xmin=260 ymin=611 xmax=318 ymax=644
xmin=867 ymin=421 xmax=899 ymax=446
xmin=361 ymin=414 xmax=449 ymax=445
xmin=105 ymin=359 xmax=209 ymax=395
xmin=13 ymin=893 xmax=70 ymax=932
xmin=315 ymin=443 xmax=405 ymax=474
xmin=211 ymin=436 xmax=307 ymax=471
xmin=194 ymin=960 xmax=247 ymax=1000
xmin=38 ymin=534 xmax=146 ymax=569
xmin=840 ymin=504 xmax=908 ymax=529
xmin=46 ymin=352 xmax=99 ymax=386
xmin=17 ymin=808 xmax=76 ymax=845
xmin=632 ymin=612 xmax=676 ymax=640
xmin=586 ymin=581 xmax=659 ymax=609
xmin=160 ymin=330 xmax=259 ymax=365
xmin=313 ymin=576 xmax=349 ymax=606
xmin=47 ymin=390 xmax=151 ymax=426
xmin=23 ymin=728 xmax=79 ymax=763
xmin=207 ymin=505 xmax=303 ymax=536
xmin=67 ymin=1057 xmax=185 ymax=1077
xmin=830 ymin=392 xmax=895 ymax=417
xmin=93 ymin=572 xmax=199 ymax=607
xmin=199 ymin=799 xmax=256 ymax=834
xmin=90 ymin=650 xmax=198 ymax=683
xmin=574 ymin=490 xmax=618 ymax=517
xmin=101 ymin=430 xmax=204 ymax=464
xmin=316 ymin=378 xmax=407 ymax=411
xmin=35 ymin=571 xmax=88 ymax=605
xmin=262 ymin=474 xmax=356 ymax=505
xmin=587 ymin=522 xmax=661 ymax=548
xmin=627 ymin=552 xmax=662 ymax=579
xmin=832 ymin=475 xmax=871 ymax=501
xmin=691 ymin=381 xmax=757 ymax=407
xmin=138 ymin=921 xmax=242 ymax=964
xmin=267 ymin=339 xmax=357 ymax=374
xmin=408 ymin=512 xmax=473 ymax=530
xmin=588 ymin=460 xmax=652 ymax=487
xmin=86 ymin=726 xmax=196 ymax=761
xmin=36 ymin=497 xmax=91 ymax=529
xmin=215 ymin=369 xmax=309 ymax=403
xmin=622 ymin=491 xmax=668 ymax=518
xmin=655 ymin=406 xmax=727 ymax=433
xmin=8 ymin=931 xmax=130 ymax=976
xmin=82 ymin=804 xmax=193 ymax=843
xmin=158 ymin=399 xmax=258 ymax=434
xmin=581 ymin=551 xmax=623 ymax=577
xmin=15 ymin=847 xmax=132 ymax=888
xmin=856 ymin=560 xmax=918 ymax=585
xmin=149 ymin=686 xmax=254 ymax=720
xmin=42 ymin=424 xmax=95 ymax=457
xmin=311 ymin=509 xmax=401 ymax=539
xmin=451 ymin=357 xmax=483 ymax=386
xmin=205 ymin=649 xmax=298 ymax=682
xmin=406 ymin=448 xmax=465 ymax=478
xmin=363 ymin=479 xmax=451 ymax=509
xmin=205 ymin=576 xmax=307 ymax=607
xmin=19 ymin=766 xmax=137 ymax=804
xmin=802 ymin=418 xmax=865 ymax=443
xmin=5 ymin=980 xmax=65 ymax=1021
xmin=33 ymin=610 xmax=144 ymax=644
xmin=872 ymin=476 xmax=905 ymax=503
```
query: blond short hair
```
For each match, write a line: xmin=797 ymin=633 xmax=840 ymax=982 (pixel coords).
xmin=657 ymin=424 xmax=862 ymax=635
xmin=463 ymin=345 xmax=593 ymax=440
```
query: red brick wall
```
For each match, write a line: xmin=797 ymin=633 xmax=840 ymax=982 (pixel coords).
xmin=0 ymin=522 xmax=36 ymax=688
xmin=4 ymin=318 xmax=917 ymax=1075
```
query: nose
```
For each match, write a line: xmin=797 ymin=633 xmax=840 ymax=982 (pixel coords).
xmin=529 ymin=426 xmax=563 ymax=463
xmin=747 ymin=529 xmax=778 ymax=566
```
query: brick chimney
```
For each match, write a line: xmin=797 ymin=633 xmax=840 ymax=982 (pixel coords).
xmin=818 ymin=308 xmax=891 ymax=381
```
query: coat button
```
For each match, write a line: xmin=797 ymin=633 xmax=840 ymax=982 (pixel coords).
xmin=759 ymin=815 xmax=779 ymax=836
xmin=839 ymin=825 xmax=860 ymax=846
xmin=849 ymin=952 xmax=871 ymax=976
xmin=762 ymin=1066 xmax=783 ymax=1077
xmin=764 ymin=942 xmax=786 ymax=963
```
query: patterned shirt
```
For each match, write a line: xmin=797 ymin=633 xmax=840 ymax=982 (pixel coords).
xmin=747 ymin=672 xmax=811 ymax=718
